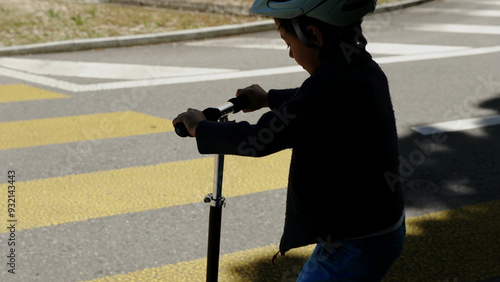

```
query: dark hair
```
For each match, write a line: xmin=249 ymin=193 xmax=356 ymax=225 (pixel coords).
xmin=277 ymin=16 xmax=367 ymax=65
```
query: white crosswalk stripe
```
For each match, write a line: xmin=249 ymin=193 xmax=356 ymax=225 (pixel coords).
xmin=0 ymin=57 xmax=235 ymax=80
xmin=409 ymin=23 xmax=500 ymax=35
xmin=185 ymin=37 xmax=286 ymax=50
xmin=186 ymin=38 xmax=474 ymax=55
xmin=410 ymin=7 xmax=500 ymax=17
xmin=412 ymin=115 xmax=500 ymax=135
xmin=443 ymin=0 xmax=500 ymax=6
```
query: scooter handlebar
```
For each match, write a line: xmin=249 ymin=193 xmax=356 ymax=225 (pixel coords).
xmin=174 ymin=95 xmax=250 ymax=138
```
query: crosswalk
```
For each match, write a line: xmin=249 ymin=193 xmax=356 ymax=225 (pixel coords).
xmin=0 ymin=58 xmax=236 ymax=80
xmin=83 ymin=200 xmax=500 ymax=282
xmin=0 ymin=83 xmax=292 ymax=281
xmin=2 ymin=111 xmax=172 ymax=150
xmin=0 ymin=140 xmax=289 ymax=232
xmin=0 ymin=84 xmax=67 ymax=103
xmin=1 ymin=0 xmax=500 ymax=281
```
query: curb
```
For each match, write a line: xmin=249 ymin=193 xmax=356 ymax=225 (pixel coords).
xmin=0 ymin=0 xmax=433 ymax=56
xmin=0 ymin=21 xmax=276 ymax=56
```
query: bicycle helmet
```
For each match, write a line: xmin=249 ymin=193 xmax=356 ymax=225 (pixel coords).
xmin=250 ymin=0 xmax=377 ymax=26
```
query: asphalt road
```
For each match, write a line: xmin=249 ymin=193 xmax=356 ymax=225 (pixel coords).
xmin=0 ymin=0 xmax=499 ymax=281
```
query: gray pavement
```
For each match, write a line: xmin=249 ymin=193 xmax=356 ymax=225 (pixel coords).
xmin=0 ymin=0 xmax=433 ymax=56
xmin=0 ymin=0 xmax=499 ymax=281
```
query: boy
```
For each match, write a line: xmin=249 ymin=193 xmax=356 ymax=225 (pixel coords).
xmin=173 ymin=0 xmax=405 ymax=280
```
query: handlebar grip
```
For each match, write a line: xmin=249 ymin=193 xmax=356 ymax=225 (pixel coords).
xmin=174 ymin=107 xmax=218 ymax=138
xmin=174 ymin=122 xmax=191 ymax=137
xmin=174 ymin=95 xmax=250 ymax=138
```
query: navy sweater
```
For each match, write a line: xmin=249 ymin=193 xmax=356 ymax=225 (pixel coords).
xmin=195 ymin=50 xmax=405 ymax=255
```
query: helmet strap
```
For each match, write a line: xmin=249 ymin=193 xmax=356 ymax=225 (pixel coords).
xmin=292 ymin=18 xmax=319 ymax=50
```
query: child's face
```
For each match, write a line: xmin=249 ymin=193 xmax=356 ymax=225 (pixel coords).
xmin=275 ymin=19 xmax=322 ymax=75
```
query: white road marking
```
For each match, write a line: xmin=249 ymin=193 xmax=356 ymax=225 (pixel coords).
xmin=410 ymin=8 xmax=500 ymax=17
xmin=0 ymin=64 xmax=303 ymax=92
xmin=1 ymin=45 xmax=499 ymax=92
xmin=443 ymin=0 xmax=500 ymax=6
xmin=185 ymin=37 xmax=286 ymax=50
xmin=0 ymin=66 xmax=81 ymax=92
xmin=409 ymin=23 xmax=500 ymax=35
xmin=375 ymin=45 xmax=500 ymax=64
xmin=71 ymin=65 xmax=304 ymax=92
xmin=412 ymin=115 xmax=500 ymax=135
xmin=366 ymin=43 xmax=470 ymax=55
xmin=0 ymin=58 xmax=235 ymax=80
xmin=187 ymin=38 xmax=471 ymax=56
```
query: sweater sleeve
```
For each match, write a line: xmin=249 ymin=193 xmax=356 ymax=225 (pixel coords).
xmin=195 ymin=107 xmax=294 ymax=157
xmin=195 ymin=120 xmax=255 ymax=156
xmin=195 ymin=88 xmax=300 ymax=157
xmin=267 ymin=88 xmax=297 ymax=110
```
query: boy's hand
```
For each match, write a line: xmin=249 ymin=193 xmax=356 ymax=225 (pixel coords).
xmin=172 ymin=108 xmax=206 ymax=137
xmin=236 ymin=84 xmax=268 ymax=112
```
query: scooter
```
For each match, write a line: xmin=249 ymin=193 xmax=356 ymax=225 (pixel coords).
xmin=174 ymin=95 xmax=250 ymax=282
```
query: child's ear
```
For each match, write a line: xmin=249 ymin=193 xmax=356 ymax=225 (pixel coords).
xmin=306 ymin=25 xmax=323 ymax=48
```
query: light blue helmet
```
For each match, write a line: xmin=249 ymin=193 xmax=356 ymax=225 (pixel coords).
xmin=250 ymin=0 xmax=377 ymax=26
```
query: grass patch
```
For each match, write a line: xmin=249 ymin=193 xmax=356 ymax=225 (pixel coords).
xmin=0 ymin=0 xmax=402 ymax=47
xmin=0 ymin=0 xmax=261 ymax=47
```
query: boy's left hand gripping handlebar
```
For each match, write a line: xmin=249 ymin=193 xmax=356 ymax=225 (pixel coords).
xmin=174 ymin=95 xmax=250 ymax=138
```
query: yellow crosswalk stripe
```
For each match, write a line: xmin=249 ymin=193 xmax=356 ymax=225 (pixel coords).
xmin=83 ymin=200 xmax=500 ymax=282
xmin=1 ymin=150 xmax=290 ymax=233
xmin=84 ymin=244 xmax=311 ymax=282
xmin=1 ymin=111 xmax=173 ymax=150
xmin=0 ymin=84 xmax=68 ymax=103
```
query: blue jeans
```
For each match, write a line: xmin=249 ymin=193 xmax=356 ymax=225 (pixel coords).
xmin=297 ymin=223 xmax=406 ymax=281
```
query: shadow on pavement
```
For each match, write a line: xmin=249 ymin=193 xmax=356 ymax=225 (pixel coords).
xmin=224 ymin=95 xmax=500 ymax=281
xmin=399 ymin=96 xmax=500 ymax=215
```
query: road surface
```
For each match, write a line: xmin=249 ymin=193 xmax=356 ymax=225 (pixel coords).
xmin=0 ymin=0 xmax=499 ymax=281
